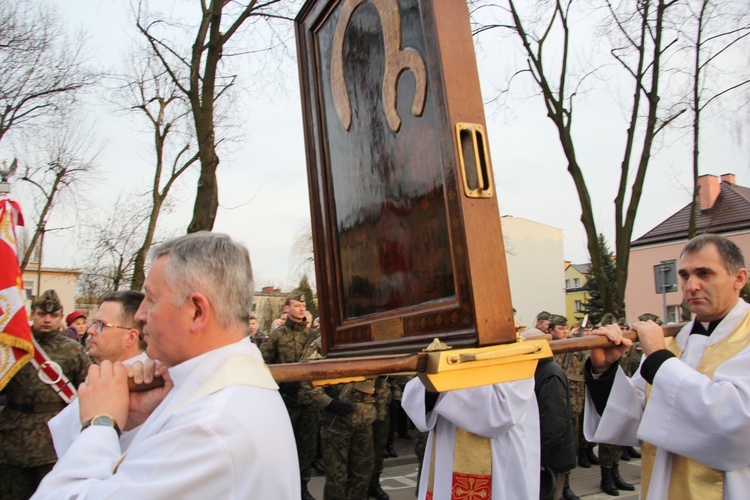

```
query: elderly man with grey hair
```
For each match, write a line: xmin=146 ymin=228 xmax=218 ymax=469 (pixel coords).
xmin=33 ymin=232 xmax=299 ymax=499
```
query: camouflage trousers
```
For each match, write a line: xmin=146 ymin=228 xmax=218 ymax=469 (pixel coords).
xmin=0 ymin=463 xmax=54 ymax=500
xmin=598 ymin=443 xmax=623 ymax=468
xmin=321 ymin=421 xmax=374 ymax=500
xmin=287 ymin=403 xmax=319 ymax=485
xmin=372 ymin=418 xmax=390 ymax=476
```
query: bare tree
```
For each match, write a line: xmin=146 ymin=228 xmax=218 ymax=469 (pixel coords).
xmin=80 ymin=198 xmax=150 ymax=295
xmin=0 ymin=1 xmax=95 ymax=146
xmin=474 ymin=0 xmax=683 ymax=316
xmin=17 ymin=111 xmax=100 ymax=271
xmin=134 ymin=0 xmax=293 ymax=233
xmin=679 ymin=0 xmax=750 ymax=237
xmin=113 ymin=52 xmax=200 ymax=290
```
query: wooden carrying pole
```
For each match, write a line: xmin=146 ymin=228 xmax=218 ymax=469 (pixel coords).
xmin=128 ymin=324 xmax=683 ymax=391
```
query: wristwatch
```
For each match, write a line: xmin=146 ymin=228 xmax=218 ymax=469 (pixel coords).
xmin=81 ymin=415 xmax=122 ymax=437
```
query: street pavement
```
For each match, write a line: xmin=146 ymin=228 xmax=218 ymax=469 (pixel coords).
xmin=309 ymin=434 xmax=641 ymax=499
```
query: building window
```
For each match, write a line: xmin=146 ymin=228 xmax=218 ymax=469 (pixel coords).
xmin=574 ymin=300 xmax=582 ymax=312
xmin=666 ymin=305 xmax=682 ymax=323
xmin=23 ymin=280 xmax=35 ymax=299
xmin=565 ymin=279 xmax=571 ymax=289
xmin=573 ymin=278 xmax=580 ymax=288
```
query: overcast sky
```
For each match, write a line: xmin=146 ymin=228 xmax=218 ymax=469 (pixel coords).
xmin=32 ymin=0 xmax=750 ymax=290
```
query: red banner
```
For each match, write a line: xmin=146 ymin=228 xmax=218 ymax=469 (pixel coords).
xmin=0 ymin=196 xmax=34 ymax=390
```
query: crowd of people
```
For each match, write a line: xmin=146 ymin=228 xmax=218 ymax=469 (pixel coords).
xmin=0 ymin=232 xmax=747 ymax=500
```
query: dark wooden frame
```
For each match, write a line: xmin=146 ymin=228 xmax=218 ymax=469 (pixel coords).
xmin=296 ymin=0 xmax=515 ymax=356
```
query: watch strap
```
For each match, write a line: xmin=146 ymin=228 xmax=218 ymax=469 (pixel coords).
xmin=81 ymin=415 xmax=122 ymax=437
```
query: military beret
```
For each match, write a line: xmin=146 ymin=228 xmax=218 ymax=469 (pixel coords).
xmin=33 ymin=289 xmax=62 ymax=313
xmin=549 ymin=314 xmax=568 ymax=326
xmin=287 ymin=290 xmax=306 ymax=303
xmin=536 ymin=311 xmax=551 ymax=321
xmin=638 ymin=313 xmax=663 ymax=325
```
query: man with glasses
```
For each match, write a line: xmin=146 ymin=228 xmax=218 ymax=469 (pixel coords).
xmin=85 ymin=291 xmax=147 ymax=365
xmin=0 ymin=289 xmax=91 ymax=500
xmin=48 ymin=291 xmax=149 ymax=458
xmin=33 ymin=232 xmax=299 ymax=499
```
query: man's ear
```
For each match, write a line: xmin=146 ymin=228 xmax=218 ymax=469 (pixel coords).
xmin=189 ymin=293 xmax=211 ymax=332
xmin=734 ymin=268 xmax=748 ymax=292
xmin=124 ymin=328 xmax=139 ymax=347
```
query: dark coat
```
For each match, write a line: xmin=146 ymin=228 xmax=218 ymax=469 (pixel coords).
xmin=534 ymin=358 xmax=576 ymax=473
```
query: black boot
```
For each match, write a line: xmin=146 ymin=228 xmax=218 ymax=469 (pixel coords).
xmin=368 ymin=475 xmax=390 ymax=500
xmin=562 ymin=473 xmax=580 ymax=500
xmin=385 ymin=445 xmax=398 ymax=458
xmin=586 ymin=447 xmax=600 ymax=466
xmin=620 ymin=449 xmax=630 ymax=461
xmin=301 ymin=484 xmax=316 ymax=500
xmin=313 ymin=457 xmax=326 ymax=474
xmin=600 ymin=467 xmax=619 ymax=496
xmin=612 ymin=464 xmax=635 ymax=491
xmin=578 ymin=448 xmax=591 ymax=468
xmin=626 ymin=446 xmax=641 ymax=459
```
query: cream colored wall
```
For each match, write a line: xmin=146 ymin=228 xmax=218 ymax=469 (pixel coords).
xmin=624 ymin=232 xmax=750 ymax=325
xmin=22 ymin=267 xmax=80 ymax=318
xmin=501 ymin=216 xmax=565 ymax=329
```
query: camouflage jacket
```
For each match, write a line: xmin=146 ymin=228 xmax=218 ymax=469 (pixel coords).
xmin=311 ymin=377 xmax=390 ymax=429
xmin=554 ymin=349 xmax=587 ymax=415
xmin=0 ymin=329 xmax=91 ymax=466
xmin=260 ymin=318 xmax=321 ymax=406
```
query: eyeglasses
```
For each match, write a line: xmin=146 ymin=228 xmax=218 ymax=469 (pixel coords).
xmin=91 ymin=320 xmax=131 ymax=335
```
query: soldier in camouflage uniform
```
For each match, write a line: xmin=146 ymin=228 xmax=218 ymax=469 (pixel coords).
xmin=369 ymin=376 xmax=391 ymax=500
xmin=310 ymin=377 xmax=388 ymax=500
xmin=0 ymin=290 xmax=91 ymax=499
xmin=260 ymin=291 xmax=322 ymax=500
xmin=595 ymin=314 xmax=635 ymax=496
xmin=555 ymin=327 xmax=598 ymax=470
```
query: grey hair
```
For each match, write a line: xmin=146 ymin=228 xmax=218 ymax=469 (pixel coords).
xmin=681 ymin=234 xmax=745 ymax=274
xmin=149 ymin=232 xmax=254 ymax=328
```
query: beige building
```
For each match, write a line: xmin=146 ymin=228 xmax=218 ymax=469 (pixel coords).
xmin=501 ymin=216 xmax=565 ymax=330
xmin=252 ymin=286 xmax=287 ymax=332
xmin=21 ymin=265 xmax=81 ymax=318
xmin=564 ymin=262 xmax=590 ymax=326
xmin=625 ymin=173 xmax=750 ymax=324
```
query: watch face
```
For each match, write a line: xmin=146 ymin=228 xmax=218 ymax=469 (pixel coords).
xmin=92 ymin=415 xmax=115 ymax=427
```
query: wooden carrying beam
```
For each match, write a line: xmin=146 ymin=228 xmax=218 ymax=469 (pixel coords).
xmin=128 ymin=324 xmax=683 ymax=392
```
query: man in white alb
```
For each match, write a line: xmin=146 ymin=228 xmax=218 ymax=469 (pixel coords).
xmin=33 ymin=232 xmax=299 ymax=499
xmin=584 ymin=234 xmax=750 ymax=499
xmin=402 ymin=376 xmax=540 ymax=499
xmin=48 ymin=290 xmax=149 ymax=457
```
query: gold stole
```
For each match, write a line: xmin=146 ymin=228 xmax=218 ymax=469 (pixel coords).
xmin=641 ymin=310 xmax=750 ymax=499
xmin=426 ymin=427 xmax=492 ymax=499
xmin=113 ymin=355 xmax=278 ymax=473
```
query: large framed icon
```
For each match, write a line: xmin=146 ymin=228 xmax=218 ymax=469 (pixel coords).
xmin=296 ymin=0 xmax=516 ymax=356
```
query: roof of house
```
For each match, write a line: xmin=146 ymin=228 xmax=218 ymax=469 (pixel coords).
xmin=632 ymin=182 xmax=750 ymax=247
xmin=570 ymin=263 xmax=591 ymax=275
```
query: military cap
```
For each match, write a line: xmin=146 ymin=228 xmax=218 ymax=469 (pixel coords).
xmin=286 ymin=290 xmax=306 ymax=303
xmin=600 ymin=313 xmax=617 ymax=326
xmin=32 ymin=289 xmax=62 ymax=313
xmin=549 ymin=314 xmax=568 ymax=326
xmin=536 ymin=310 xmax=551 ymax=321
xmin=638 ymin=313 xmax=663 ymax=325
xmin=617 ymin=317 xmax=629 ymax=328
